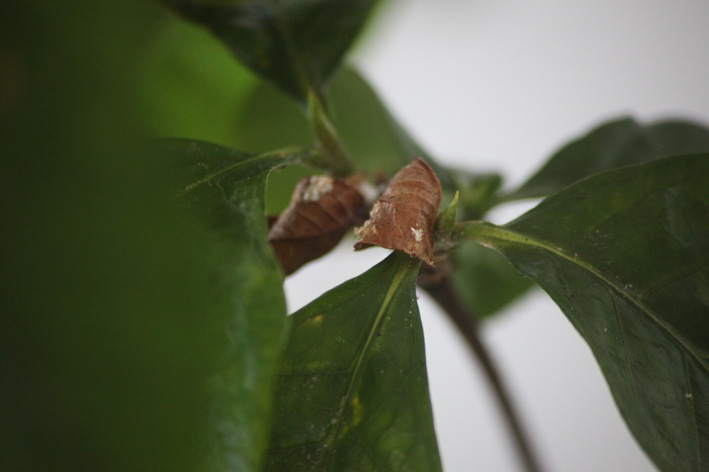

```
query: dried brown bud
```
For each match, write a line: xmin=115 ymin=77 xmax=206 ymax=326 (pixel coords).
xmin=269 ymin=175 xmax=366 ymax=275
xmin=354 ymin=158 xmax=442 ymax=265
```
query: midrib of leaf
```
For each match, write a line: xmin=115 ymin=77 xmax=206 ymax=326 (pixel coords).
xmin=183 ymin=147 xmax=305 ymax=192
xmin=323 ymin=254 xmax=418 ymax=468
xmin=453 ymin=221 xmax=708 ymax=372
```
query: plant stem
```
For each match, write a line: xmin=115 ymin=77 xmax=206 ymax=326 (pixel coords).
xmin=306 ymin=92 xmax=354 ymax=177
xmin=420 ymin=276 xmax=544 ymax=472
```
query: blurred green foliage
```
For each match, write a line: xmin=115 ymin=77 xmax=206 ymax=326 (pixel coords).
xmin=1 ymin=3 xmax=218 ymax=471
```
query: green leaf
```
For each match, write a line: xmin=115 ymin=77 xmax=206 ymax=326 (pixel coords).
xmin=455 ymin=154 xmax=709 ymax=471
xmin=2 ymin=3 xmax=216 ymax=471
xmin=450 ymin=242 xmax=535 ymax=319
xmin=162 ymin=0 xmax=380 ymax=103
xmin=139 ymin=18 xmax=317 ymax=215
xmin=139 ymin=12 xmax=258 ymax=148
xmin=160 ymin=139 xmax=305 ymax=472
xmin=267 ymin=252 xmax=442 ymax=472
xmin=508 ymin=117 xmax=709 ymax=200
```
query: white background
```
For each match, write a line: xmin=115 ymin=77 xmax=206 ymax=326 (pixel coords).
xmin=286 ymin=1 xmax=709 ymax=471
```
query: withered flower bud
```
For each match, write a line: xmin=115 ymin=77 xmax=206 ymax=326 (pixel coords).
xmin=269 ymin=175 xmax=366 ymax=275
xmin=354 ymin=158 xmax=442 ymax=265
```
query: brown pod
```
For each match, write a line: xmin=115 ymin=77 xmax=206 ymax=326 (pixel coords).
xmin=354 ymin=158 xmax=442 ymax=265
xmin=269 ymin=175 xmax=366 ymax=275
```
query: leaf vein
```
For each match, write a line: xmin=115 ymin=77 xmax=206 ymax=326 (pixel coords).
xmin=457 ymin=222 xmax=708 ymax=373
xmin=321 ymin=256 xmax=414 ymax=469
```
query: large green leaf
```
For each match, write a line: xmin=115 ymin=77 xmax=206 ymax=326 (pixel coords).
xmin=162 ymin=0 xmax=380 ymax=103
xmin=508 ymin=117 xmax=709 ymax=200
xmin=455 ymin=154 xmax=709 ymax=471
xmin=161 ymin=139 xmax=305 ymax=472
xmin=1 ymin=3 xmax=216 ymax=471
xmin=267 ymin=252 xmax=442 ymax=471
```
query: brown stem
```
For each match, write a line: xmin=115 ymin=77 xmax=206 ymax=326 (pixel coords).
xmin=420 ymin=275 xmax=544 ymax=472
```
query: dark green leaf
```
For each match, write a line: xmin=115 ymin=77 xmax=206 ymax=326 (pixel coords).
xmin=267 ymin=252 xmax=442 ymax=472
xmin=160 ymin=139 xmax=305 ymax=472
xmin=450 ymin=242 xmax=535 ymax=319
xmin=509 ymin=116 xmax=709 ymax=199
xmin=162 ymin=0 xmax=380 ymax=103
xmin=455 ymin=154 xmax=709 ymax=472
xmin=2 ymin=3 xmax=214 ymax=471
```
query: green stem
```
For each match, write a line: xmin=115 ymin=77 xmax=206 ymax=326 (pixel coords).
xmin=306 ymin=91 xmax=354 ymax=177
xmin=419 ymin=274 xmax=544 ymax=472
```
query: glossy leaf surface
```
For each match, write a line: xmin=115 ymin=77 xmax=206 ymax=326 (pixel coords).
xmin=456 ymin=154 xmax=709 ymax=471
xmin=162 ymin=139 xmax=304 ymax=472
xmin=267 ymin=252 xmax=442 ymax=472
xmin=163 ymin=0 xmax=379 ymax=103
xmin=509 ymin=116 xmax=709 ymax=199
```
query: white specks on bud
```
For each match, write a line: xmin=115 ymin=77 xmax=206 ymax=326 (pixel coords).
xmin=302 ymin=175 xmax=334 ymax=202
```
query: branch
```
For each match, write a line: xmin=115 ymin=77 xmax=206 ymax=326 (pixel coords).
xmin=419 ymin=271 xmax=544 ymax=472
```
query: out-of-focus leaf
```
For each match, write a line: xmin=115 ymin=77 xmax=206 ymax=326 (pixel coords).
xmin=139 ymin=16 xmax=317 ymax=215
xmin=267 ymin=252 xmax=442 ymax=472
xmin=329 ymin=67 xmax=503 ymax=215
xmin=229 ymin=73 xmax=317 ymax=215
xmin=449 ymin=171 xmax=503 ymax=220
xmin=508 ymin=116 xmax=709 ymax=200
xmin=162 ymin=0 xmax=380 ymax=103
xmin=330 ymin=68 xmax=452 ymax=186
xmin=450 ymin=242 xmax=535 ymax=319
xmin=455 ymin=154 xmax=709 ymax=472
xmin=159 ymin=139 xmax=305 ymax=472
xmin=1 ymin=3 xmax=215 ymax=472
xmin=139 ymin=12 xmax=258 ymax=147
xmin=328 ymin=68 xmax=417 ymax=178
xmin=234 ymin=80 xmax=312 ymax=150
